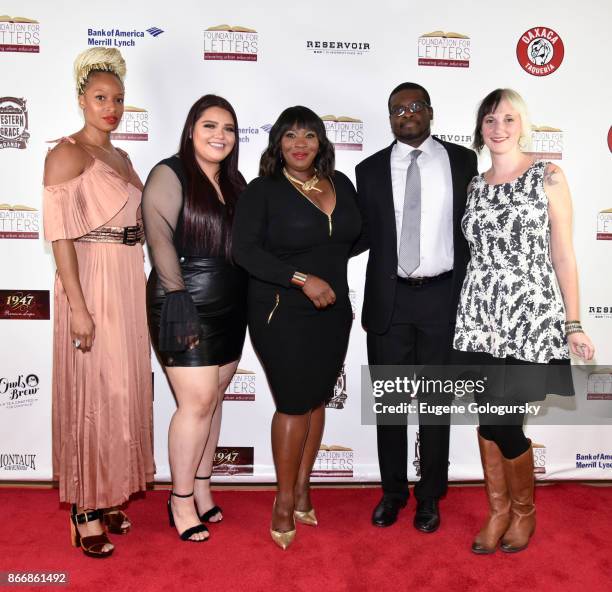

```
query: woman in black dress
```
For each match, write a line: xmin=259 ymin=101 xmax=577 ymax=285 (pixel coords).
xmin=232 ymin=106 xmax=361 ymax=549
xmin=143 ymin=95 xmax=247 ymax=542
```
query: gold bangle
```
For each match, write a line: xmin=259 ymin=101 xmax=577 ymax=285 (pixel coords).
xmin=291 ymin=271 xmax=308 ymax=287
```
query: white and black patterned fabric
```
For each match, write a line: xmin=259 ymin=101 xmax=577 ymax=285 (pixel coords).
xmin=454 ymin=161 xmax=569 ymax=363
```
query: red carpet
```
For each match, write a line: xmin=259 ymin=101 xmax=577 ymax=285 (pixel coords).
xmin=1 ymin=484 xmax=610 ymax=592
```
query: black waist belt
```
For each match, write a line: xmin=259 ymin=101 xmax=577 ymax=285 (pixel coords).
xmin=397 ymin=270 xmax=453 ymax=287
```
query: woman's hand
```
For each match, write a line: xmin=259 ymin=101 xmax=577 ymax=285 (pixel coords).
xmin=567 ymin=332 xmax=595 ymax=361
xmin=71 ymin=308 xmax=95 ymax=352
xmin=302 ymin=275 xmax=336 ymax=309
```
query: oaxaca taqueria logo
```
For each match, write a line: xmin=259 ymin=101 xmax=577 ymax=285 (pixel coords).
xmin=525 ymin=125 xmax=563 ymax=160
xmin=224 ymin=368 xmax=256 ymax=401
xmin=418 ymin=31 xmax=470 ymax=68
xmin=321 ymin=115 xmax=363 ymax=151
xmin=0 ymin=15 xmax=39 ymax=53
xmin=111 ymin=106 xmax=149 ymax=141
xmin=0 ymin=97 xmax=29 ymax=149
xmin=311 ymin=444 xmax=353 ymax=477
xmin=0 ymin=204 xmax=39 ymax=239
xmin=516 ymin=27 xmax=564 ymax=76
xmin=204 ymin=25 xmax=258 ymax=61
xmin=212 ymin=446 xmax=254 ymax=476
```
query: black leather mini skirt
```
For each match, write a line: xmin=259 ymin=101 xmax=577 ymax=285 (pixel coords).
xmin=147 ymin=257 xmax=247 ymax=367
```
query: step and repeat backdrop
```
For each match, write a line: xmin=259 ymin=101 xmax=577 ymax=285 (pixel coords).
xmin=1 ymin=0 xmax=611 ymax=483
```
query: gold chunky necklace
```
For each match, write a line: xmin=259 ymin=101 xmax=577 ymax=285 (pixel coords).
xmin=283 ymin=167 xmax=322 ymax=193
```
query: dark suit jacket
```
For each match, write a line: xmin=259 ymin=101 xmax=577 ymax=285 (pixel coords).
xmin=354 ymin=136 xmax=478 ymax=335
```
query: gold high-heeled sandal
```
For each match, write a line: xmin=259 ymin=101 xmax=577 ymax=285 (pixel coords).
xmin=270 ymin=499 xmax=296 ymax=550
xmin=294 ymin=508 xmax=318 ymax=527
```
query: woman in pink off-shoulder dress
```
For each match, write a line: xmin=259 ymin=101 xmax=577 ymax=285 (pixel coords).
xmin=43 ymin=47 xmax=155 ymax=558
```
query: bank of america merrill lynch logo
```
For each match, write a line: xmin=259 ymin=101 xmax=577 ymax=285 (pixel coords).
xmin=146 ymin=27 xmax=164 ymax=37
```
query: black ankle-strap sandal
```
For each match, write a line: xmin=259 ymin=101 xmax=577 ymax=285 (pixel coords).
xmin=167 ymin=491 xmax=209 ymax=542
xmin=195 ymin=475 xmax=223 ymax=523
xmin=70 ymin=505 xmax=114 ymax=558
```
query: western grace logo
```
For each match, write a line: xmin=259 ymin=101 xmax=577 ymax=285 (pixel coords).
xmin=224 ymin=368 xmax=256 ymax=401
xmin=526 ymin=125 xmax=563 ymax=160
xmin=597 ymin=209 xmax=612 ymax=240
xmin=212 ymin=446 xmax=254 ymax=476
xmin=306 ymin=39 xmax=371 ymax=56
xmin=87 ymin=26 xmax=163 ymax=48
xmin=0 ymin=373 xmax=40 ymax=410
xmin=321 ymin=115 xmax=363 ymax=151
xmin=327 ymin=365 xmax=347 ymax=410
xmin=0 ymin=204 xmax=39 ymax=239
xmin=111 ymin=106 xmax=149 ymax=141
xmin=204 ymin=25 xmax=258 ymax=61
xmin=433 ymin=132 xmax=473 ymax=148
xmin=418 ymin=31 xmax=470 ymax=68
xmin=0 ymin=97 xmax=29 ymax=149
xmin=516 ymin=27 xmax=564 ymax=76
xmin=533 ymin=442 xmax=546 ymax=474
xmin=311 ymin=444 xmax=353 ymax=477
xmin=0 ymin=290 xmax=50 ymax=320
xmin=0 ymin=15 xmax=39 ymax=53
xmin=0 ymin=452 xmax=36 ymax=471
xmin=587 ymin=372 xmax=612 ymax=400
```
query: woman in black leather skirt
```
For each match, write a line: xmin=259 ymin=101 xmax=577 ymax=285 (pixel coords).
xmin=143 ymin=95 xmax=247 ymax=542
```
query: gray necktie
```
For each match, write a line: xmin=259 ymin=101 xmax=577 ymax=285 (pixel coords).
xmin=398 ymin=149 xmax=422 ymax=276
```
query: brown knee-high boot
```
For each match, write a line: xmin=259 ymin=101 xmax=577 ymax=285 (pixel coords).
xmin=472 ymin=430 xmax=511 ymax=554
xmin=500 ymin=442 xmax=536 ymax=553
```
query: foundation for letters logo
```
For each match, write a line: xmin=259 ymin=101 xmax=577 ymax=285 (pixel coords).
xmin=321 ymin=115 xmax=363 ymax=151
xmin=204 ymin=25 xmax=258 ymax=61
xmin=312 ymin=444 xmax=353 ymax=477
xmin=418 ymin=31 xmax=470 ymax=68
xmin=0 ymin=16 xmax=39 ymax=52
xmin=0 ymin=204 xmax=39 ymax=239
xmin=111 ymin=106 xmax=149 ymax=141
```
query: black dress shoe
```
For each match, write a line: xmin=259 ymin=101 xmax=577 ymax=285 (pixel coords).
xmin=371 ymin=497 xmax=407 ymax=527
xmin=414 ymin=498 xmax=440 ymax=533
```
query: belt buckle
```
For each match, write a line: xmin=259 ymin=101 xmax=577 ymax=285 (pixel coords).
xmin=122 ymin=226 xmax=138 ymax=246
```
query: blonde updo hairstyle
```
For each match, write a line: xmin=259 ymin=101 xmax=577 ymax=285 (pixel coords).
xmin=73 ymin=47 xmax=126 ymax=96
xmin=473 ymin=88 xmax=532 ymax=153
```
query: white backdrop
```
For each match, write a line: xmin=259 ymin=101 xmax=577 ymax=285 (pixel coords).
xmin=1 ymin=0 xmax=611 ymax=483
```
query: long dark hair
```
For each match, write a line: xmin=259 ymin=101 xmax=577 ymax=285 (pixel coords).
xmin=178 ymin=94 xmax=245 ymax=258
xmin=259 ymin=106 xmax=335 ymax=177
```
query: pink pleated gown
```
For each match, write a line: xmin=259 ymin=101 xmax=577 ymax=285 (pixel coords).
xmin=43 ymin=138 xmax=155 ymax=509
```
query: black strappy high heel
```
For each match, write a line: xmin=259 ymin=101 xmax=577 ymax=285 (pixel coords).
xmin=167 ymin=492 xmax=209 ymax=542
xmin=70 ymin=505 xmax=114 ymax=558
xmin=195 ymin=475 xmax=223 ymax=523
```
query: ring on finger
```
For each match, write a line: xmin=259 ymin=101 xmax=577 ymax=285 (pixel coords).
xmin=73 ymin=339 xmax=81 ymax=349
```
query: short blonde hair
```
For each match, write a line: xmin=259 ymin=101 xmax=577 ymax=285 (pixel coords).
xmin=73 ymin=47 xmax=126 ymax=95
xmin=473 ymin=88 xmax=532 ymax=152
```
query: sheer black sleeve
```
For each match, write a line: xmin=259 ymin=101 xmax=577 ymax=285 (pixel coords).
xmin=142 ymin=163 xmax=199 ymax=351
xmin=232 ymin=178 xmax=295 ymax=287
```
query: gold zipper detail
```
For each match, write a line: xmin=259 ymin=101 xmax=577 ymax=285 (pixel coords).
xmin=285 ymin=172 xmax=335 ymax=236
xmin=267 ymin=293 xmax=280 ymax=324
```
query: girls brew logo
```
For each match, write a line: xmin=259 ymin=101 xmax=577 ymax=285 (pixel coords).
xmin=418 ymin=31 xmax=471 ymax=68
xmin=224 ymin=368 xmax=256 ymax=401
xmin=321 ymin=115 xmax=363 ymax=151
xmin=212 ymin=446 xmax=254 ymax=475
xmin=0 ymin=16 xmax=39 ymax=53
xmin=111 ymin=105 xmax=149 ymax=141
xmin=516 ymin=27 xmax=564 ymax=76
xmin=0 ymin=373 xmax=40 ymax=410
xmin=526 ymin=125 xmax=563 ymax=160
xmin=0 ymin=290 xmax=50 ymax=320
xmin=204 ymin=25 xmax=258 ymax=61
xmin=311 ymin=444 xmax=353 ymax=477
xmin=0 ymin=204 xmax=39 ymax=239
xmin=0 ymin=97 xmax=29 ymax=149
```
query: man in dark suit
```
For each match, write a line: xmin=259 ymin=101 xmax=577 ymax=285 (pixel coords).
xmin=355 ymin=82 xmax=478 ymax=532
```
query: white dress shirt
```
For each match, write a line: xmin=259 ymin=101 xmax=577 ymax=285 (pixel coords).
xmin=390 ymin=135 xmax=454 ymax=278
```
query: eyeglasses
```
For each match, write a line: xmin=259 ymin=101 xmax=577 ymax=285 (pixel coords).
xmin=389 ymin=101 xmax=431 ymax=117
